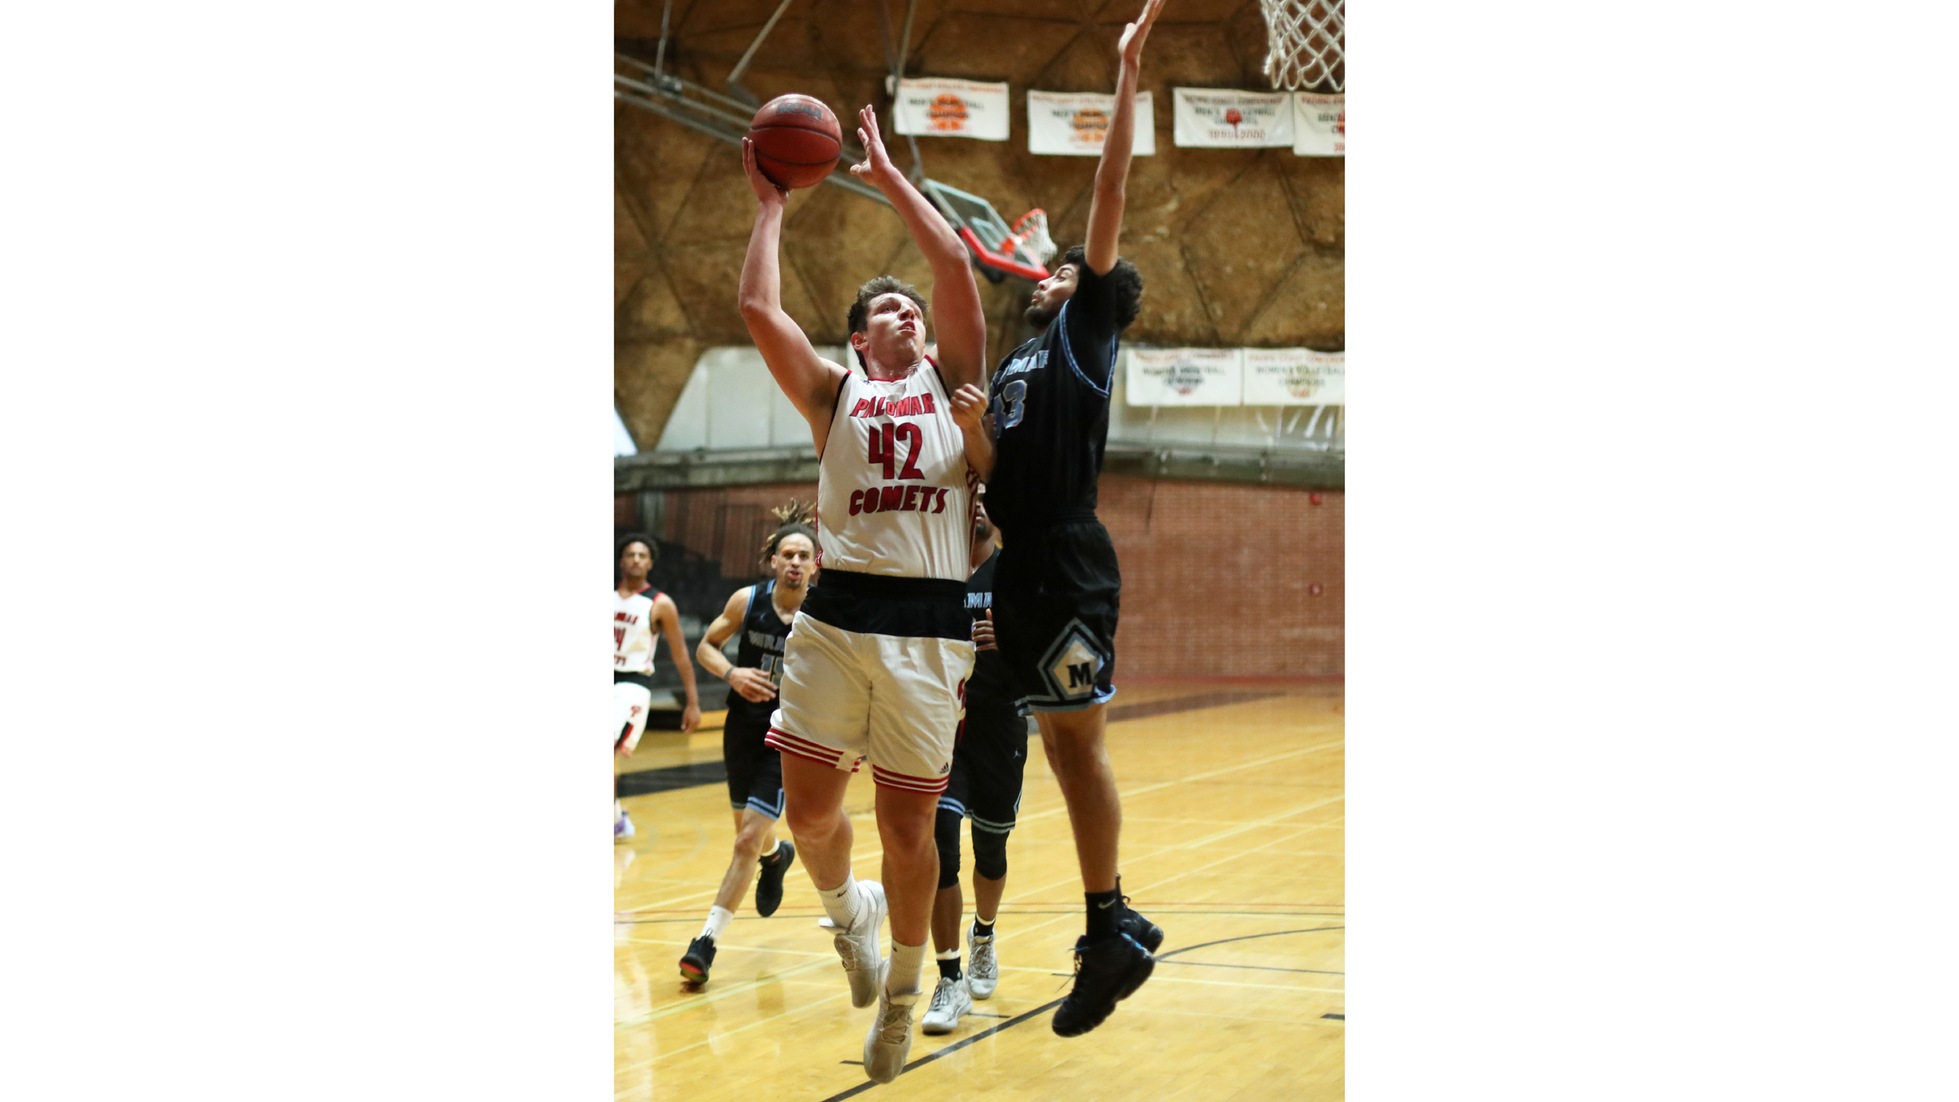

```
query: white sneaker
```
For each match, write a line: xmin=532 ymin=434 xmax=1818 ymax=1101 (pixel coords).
xmin=863 ymin=959 xmax=919 ymax=1082
xmin=614 ymin=810 xmax=635 ymax=843
xmin=920 ymin=974 xmax=972 ymax=1035
xmin=832 ymin=880 xmax=887 ymax=1008
xmin=968 ymin=930 xmax=998 ymax=999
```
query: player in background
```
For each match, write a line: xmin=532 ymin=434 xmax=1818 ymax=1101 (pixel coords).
xmin=677 ymin=505 xmax=818 ymax=986
xmin=614 ymin=534 xmax=701 ymax=841
xmin=983 ymin=0 xmax=1168 ymax=1038
xmin=921 ymin=485 xmax=1027 ymax=1035
xmin=738 ymin=102 xmax=992 ymax=1083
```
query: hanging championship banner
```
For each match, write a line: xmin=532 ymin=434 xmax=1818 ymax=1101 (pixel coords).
xmin=1242 ymin=348 xmax=1344 ymax=406
xmin=892 ymin=78 xmax=1011 ymax=141
xmin=1026 ymin=91 xmax=1156 ymax=156
xmin=1292 ymin=93 xmax=1345 ymax=156
xmin=1125 ymin=348 xmax=1243 ymax=407
xmin=1171 ymin=88 xmax=1294 ymax=148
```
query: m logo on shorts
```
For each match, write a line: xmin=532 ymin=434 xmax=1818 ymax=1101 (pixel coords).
xmin=1039 ymin=620 xmax=1107 ymax=702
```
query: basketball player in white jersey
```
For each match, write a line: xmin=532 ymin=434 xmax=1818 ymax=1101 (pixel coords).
xmin=739 ymin=104 xmax=991 ymax=1083
xmin=614 ymin=534 xmax=700 ymax=842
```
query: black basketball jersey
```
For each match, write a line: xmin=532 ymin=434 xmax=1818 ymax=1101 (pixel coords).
xmin=964 ymin=546 xmax=1012 ymax=700
xmin=725 ymin=580 xmax=792 ymax=728
xmin=984 ymin=264 xmax=1125 ymax=538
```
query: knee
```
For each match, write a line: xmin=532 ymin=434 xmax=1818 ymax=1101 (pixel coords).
xmin=935 ymin=808 xmax=963 ymax=889
xmin=732 ymin=821 xmax=769 ymax=859
xmin=783 ymin=802 xmax=836 ymax=841
xmin=972 ymin=826 xmax=1010 ymax=881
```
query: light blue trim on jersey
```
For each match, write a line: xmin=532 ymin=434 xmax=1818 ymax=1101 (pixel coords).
xmin=1052 ymin=299 xmax=1116 ymax=399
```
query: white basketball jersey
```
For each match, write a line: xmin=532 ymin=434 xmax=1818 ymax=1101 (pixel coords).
xmin=613 ymin=585 xmax=661 ymax=674
xmin=817 ymin=364 xmax=972 ymax=582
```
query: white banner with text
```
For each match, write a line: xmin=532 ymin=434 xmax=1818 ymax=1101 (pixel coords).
xmin=1171 ymin=88 xmax=1295 ymax=148
xmin=1241 ymin=348 xmax=1345 ymax=405
xmin=1125 ymin=348 xmax=1244 ymax=407
xmin=1291 ymin=93 xmax=1345 ymax=156
xmin=1026 ymin=90 xmax=1156 ymax=156
xmin=893 ymin=78 xmax=1012 ymax=141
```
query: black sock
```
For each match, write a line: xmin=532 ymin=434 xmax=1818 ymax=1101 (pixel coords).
xmin=938 ymin=957 xmax=963 ymax=981
xmin=1086 ymin=888 xmax=1121 ymax=939
xmin=971 ymin=917 xmax=995 ymax=940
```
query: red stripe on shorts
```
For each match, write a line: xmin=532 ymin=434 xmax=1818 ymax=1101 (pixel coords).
xmin=870 ymin=764 xmax=950 ymax=794
xmin=767 ymin=727 xmax=862 ymax=772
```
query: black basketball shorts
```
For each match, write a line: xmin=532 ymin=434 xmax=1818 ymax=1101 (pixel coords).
xmin=724 ymin=712 xmax=785 ymax=819
xmin=992 ymin=519 xmax=1120 ymax=713
xmin=943 ymin=690 xmax=1030 ymax=829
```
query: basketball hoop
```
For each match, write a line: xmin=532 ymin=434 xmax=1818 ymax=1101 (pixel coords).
xmin=1258 ymin=0 xmax=1344 ymax=92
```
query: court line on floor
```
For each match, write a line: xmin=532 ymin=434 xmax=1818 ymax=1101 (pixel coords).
xmin=807 ymin=925 xmax=1344 ymax=1102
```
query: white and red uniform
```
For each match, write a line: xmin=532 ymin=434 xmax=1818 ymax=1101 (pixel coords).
xmin=767 ymin=364 xmax=977 ymax=793
xmin=614 ymin=584 xmax=663 ymax=755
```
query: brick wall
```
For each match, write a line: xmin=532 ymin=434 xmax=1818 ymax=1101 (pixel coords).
xmin=618 ymin=478 xmax=1343 ymax=679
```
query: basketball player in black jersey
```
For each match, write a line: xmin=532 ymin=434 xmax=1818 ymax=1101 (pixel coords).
xmin=921 ymin=486 xmax=1027 ymax=1034
xmin=984 ymin=0 xmax=1166 ymax=1039
xmin=677 ymin=509 xmax=817 ymax=986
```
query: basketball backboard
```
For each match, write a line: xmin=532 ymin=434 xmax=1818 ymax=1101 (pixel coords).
xmin=921 ymin=178 xmax=1051 ymax=284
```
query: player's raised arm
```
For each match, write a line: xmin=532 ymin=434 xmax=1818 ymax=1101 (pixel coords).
xmin=848 ymin=105 xmax=988 ymax=394
xmin=1084 ymin=0 xmax=1165 ymax=276
xmin=654 ymin=593 xmax=702 ymax=733
xmin=739 ymin=138 xmax=850 ymax=445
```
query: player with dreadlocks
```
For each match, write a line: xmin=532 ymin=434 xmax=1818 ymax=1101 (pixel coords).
xmin=677 ymin=502 xmax=820 ymax=985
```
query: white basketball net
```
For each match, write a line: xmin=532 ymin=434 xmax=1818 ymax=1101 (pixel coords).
xmin=1260 ymin=0 xmax=1345 ymax=92
xmin=1008 ymin=209 xmax=1058 ymax=265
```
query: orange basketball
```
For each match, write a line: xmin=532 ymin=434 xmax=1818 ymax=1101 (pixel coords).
xmin=748 ymin=94 xmax=843 ymax=190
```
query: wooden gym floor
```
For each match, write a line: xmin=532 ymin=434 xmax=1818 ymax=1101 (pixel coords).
xmin=614 ymin=679 xmax=1344 ymax=1101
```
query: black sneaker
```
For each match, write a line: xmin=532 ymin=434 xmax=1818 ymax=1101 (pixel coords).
xmin=754 ymin=841 xmax=797 ymax=918
xmin=679 ymin=935 xmax=716 ymax=985
xmin=1117 ymin=900 xmax=1164 ymax=952
xmin=1051 ymin=932 xmax=1154 ymax=1037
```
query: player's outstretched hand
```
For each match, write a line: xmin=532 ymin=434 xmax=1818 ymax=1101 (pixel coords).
xmin=726 ymin=666 xmax=780 ymax=705
xmin=681 ymin=702 xmax=702 ymax=734
xmin=1119 ymin=0 xmax=1166 ymax=67
xmin=848 ymin=104 xmax=903 ymax=190
xmin=742 ymin=137 xmax=788 ymax=205
xmin=972 ymin=609 xmax=997 ymax=653
xmin=951 ymin=383 xmax=989 ymax=431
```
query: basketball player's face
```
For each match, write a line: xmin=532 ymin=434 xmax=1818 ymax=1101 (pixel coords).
xmin=1025 ymin=263 xmax=1079 ymax=329
xmin=772 ymin=534 xmax=816 ymax=590
xmin=971 ymin=490 xmax=994 ymax=544
xmin=619 ymin=542 xmax=652 ymax=581
xmin=861 ymin=293 xmax=925 ymax=363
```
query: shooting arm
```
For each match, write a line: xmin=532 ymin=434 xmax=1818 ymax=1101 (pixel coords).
xmin=739 ymin=140 xmax=847 ymax=443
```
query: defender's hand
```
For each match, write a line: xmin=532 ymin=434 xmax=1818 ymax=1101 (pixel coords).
xmin=972 ymin=609 xmax=997 ymax=653
xmin=680 ymin=702 xmax=702 ymax=734
xmin=726 ymin=667 xmax=780 ymax=705
xmin=1119 ymin=0 xmax=1166 ymax=66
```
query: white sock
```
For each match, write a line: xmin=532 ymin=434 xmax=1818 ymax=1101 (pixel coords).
xmin=887 ymin=940 xmax=927 ymax=998
xmin=700 ymin=905 xmax=733 ymax=942
xmin=758 ymin=839 xmax=781 ymax=862
xmin=935 ymin=948 xmax=960 ymax=962
xmin=818 ymin=875 xmax=861 ymax=929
